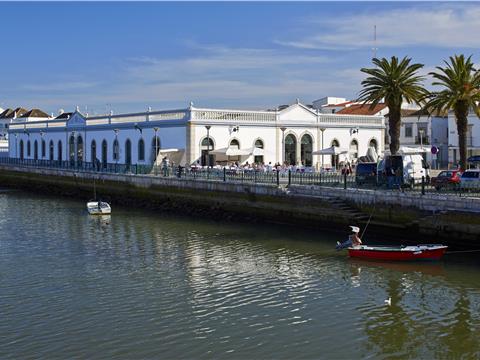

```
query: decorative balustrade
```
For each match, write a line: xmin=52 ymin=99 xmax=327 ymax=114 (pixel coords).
xmin=193 ymin=110 xmax=276 ymax=123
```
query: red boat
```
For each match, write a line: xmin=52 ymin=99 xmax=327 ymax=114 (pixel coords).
xmin=348 ymin=244 xmax=448 ymax=261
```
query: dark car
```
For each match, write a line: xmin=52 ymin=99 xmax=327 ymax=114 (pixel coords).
xmin=355 ymin=162 xmax=377 ymax=185
xmin=430 ymin=170 xmax=461 ymax=190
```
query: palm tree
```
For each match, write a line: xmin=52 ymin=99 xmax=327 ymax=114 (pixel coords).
xmin=425 ymin=55 xmax=480 ymax=171
xmin=358 ymin=56 xmax=428 ymax=155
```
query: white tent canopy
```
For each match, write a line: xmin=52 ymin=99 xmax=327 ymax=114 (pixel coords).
xmin=384 ymin=146 xmax=426 ymax=156
xmin=158 ymin=148 xmax=183 ymax=154
xmin=210 ymin=147 xmax=252 ymax=156
xmin=312 ymin=146 xmax=348 ymax=155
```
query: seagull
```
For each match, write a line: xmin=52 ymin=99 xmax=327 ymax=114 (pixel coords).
xmin=385 ymin=297 xmax=391 ymax=306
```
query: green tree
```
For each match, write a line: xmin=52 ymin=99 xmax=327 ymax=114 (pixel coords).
xmin=358 ymin=56 xmax=428 ymax=154
xmin=425 ymin=55 xmax=480 ymax=170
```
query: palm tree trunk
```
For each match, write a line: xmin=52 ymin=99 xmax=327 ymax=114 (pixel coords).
xmin=388 ymin=107 xmax=401 ymax=155
xmin=456 ymin=116 xmax=468 ymax=171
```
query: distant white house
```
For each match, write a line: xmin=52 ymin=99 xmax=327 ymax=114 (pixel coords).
xmin=7 ymin=101 xmax=385 ymax=170
xmin=448 ymin=112 xmax=480 ymax=167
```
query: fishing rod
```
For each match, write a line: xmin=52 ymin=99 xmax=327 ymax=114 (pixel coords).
xmin=360 ymin=203 xmax=376 ymax=240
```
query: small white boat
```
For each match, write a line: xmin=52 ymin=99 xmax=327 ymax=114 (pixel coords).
xmin=87 ymin=201 xmax=111 ymax=215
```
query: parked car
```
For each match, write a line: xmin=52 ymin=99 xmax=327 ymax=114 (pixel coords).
xmin=460 ymin=169 xmax=480 ymax=190
xmin=355 ymin=162 xmax=377 ymax=185
xmin=430 ymin=170 xmax=461 ymax=190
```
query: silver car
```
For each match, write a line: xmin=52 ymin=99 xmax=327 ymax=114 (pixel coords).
xmin=460 ymin=169 xmax=480 ymax=190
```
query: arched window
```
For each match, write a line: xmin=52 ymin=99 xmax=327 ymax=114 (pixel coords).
xmin=101 ymin=140 xmax=108 ymax=167
xmin=77 ymin=135 xmax=83 ymax=165
xmin=349 ymin=140 xmax=358 ymax=161
xmin=151 ymin=136 xmax=160 ymax=163
xmin=229 ymin=139 xmax=240 ymax=148
xmin=301 ymin=134 xmax=313 ymax=167
xmin=41 ymin=139 xmax=46 ymax=158
xmin=254 ymin=139 xmax=264 ymax=164
xmin=34 ymin=140 xmax=38 ymax=160
xmin=200 ymin=137 xmax=214 ymax=167
xmin=125 ymin=139 xmax=132 ymax=165
xmin=369 ymin=138 xmax=378 ymax=152
xmin=138 ymin=139 xmax=145 ymax=161
xmin=284 ymin=134 xmax=296 ymax=165
xmin=69 ymin=135 xmax=75 ymax=165
xmin=91 ymin=140 xmax=97 ymax=164
xmin=113 ymin=139 xmax=119 ymax=162
xmin=27 ymin=140 xmax=31 ymax=157
xmin=49 ymin=140 xmax=54 ymax=161
xmin=20 ymin=140 xmax=24 ymax=160
xmin=331 ymin=139 xmax=340 ymax=169
xmin=58 ymin=141 xmax=63 ymax=161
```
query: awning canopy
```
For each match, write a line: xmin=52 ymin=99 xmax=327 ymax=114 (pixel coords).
xmin=210 ymin=147 xmax=252 ymax=156
xmin=158 ymin=148 xmax=183 ymax=154
xmin=312 ymin=146 xmax=348 ymax=155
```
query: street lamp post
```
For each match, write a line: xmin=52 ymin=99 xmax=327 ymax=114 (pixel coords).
xmin=205 ymin=125 xmax=211 ymax=168
xmin=14 ymin=134 xmax=18 ymax=159
xmin=320 ymin=128 xmax=326 ymax=170
xmin=114 ymin=128 xmax=119 ymax=167
xmin=153 ymin=127 xmax=159 ymax=165
xmin=280 ymin=127 xmax=287 ymax=165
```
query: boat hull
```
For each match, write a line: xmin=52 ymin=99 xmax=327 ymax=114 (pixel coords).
xmin=87 ymin=202 xmax=111 ymax=215
xmin=348 ymin=244 xmax=447 ymax=261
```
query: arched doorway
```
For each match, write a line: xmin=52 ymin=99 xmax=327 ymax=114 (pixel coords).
xmin=27 ymin=140 xmax=31 ymax=158
xmin=125 ymin=139 xmax=132 ymax=165
xmin=301 ymin=134 xmax=313 ymax=167
xmin=138 ymin=139 xmax=145 ymax=161
xmin=101 ymin=140 xmax=108 ymax=168
xmin=284 ymin=134 xmax=296 ymax=165
xmin=20 ymin=140 xmax=24 ymax=160
xmin=41 ymin=140 xmax=46 ymax=158
xmin=34 ymin=140 xmax=38 ymax=160
xmin=49 ymin=140 xmax=54 ymax=161
xmin=349 ymin=140 xmax=358 ymax=162
xmin=58 ymin=141 xmax=63 ymax=161
xmin=69 ymin=134 xmax=75 ymax=166
xmin=151 ymin=136 xmax=160 ymax=164
xmin=201 ymin=137 xmax=214 ymax=166
xmin=91 ymin=140 xmax=97 ymax=164
xmin=254 ymin=139 xmax=264 ymax=164
xmin=331 ymin=139 xmax=340 ymax=169
xmin=77 ymin=135 xmax=83 ymax=165
xmin=369 ymin=138 xmax=378 ymax=152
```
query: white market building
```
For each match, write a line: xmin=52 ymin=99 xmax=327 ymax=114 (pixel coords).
xmin=7 ymin=101 xmax=385 ymax=170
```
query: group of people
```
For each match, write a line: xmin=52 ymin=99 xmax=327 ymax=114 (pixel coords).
xmin=191 ymin=160 xmax=315 ymax=174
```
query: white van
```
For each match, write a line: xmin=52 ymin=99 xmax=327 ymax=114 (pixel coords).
xmin=378 ymin=147 xmax=429 ymax=186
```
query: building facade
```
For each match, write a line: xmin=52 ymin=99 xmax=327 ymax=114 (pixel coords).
xmin=448 ymin=112 xmax=480 ymax=167
xmin=7 ymin=102 xmax=385 ymax=170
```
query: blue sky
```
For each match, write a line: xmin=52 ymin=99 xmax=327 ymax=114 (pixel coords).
xmin=1 ymin=1 xmax=479 ymax=115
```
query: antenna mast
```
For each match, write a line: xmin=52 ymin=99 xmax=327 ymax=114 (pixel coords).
xmin=372 ymin=25 xmax=377 ymax=60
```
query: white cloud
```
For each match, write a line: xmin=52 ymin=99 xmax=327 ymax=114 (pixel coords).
xmin=276 ymin=5 xmax=480 ymax=50
xmin=21 ymin=81 xmax=99 ymax=92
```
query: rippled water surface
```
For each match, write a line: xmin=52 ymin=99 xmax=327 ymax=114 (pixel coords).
xmin=1 ymin=191 xmax=480 ymax=359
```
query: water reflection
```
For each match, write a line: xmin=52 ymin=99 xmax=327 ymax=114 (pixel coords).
xmin=1 ymin=192 xmax=480 ymax=358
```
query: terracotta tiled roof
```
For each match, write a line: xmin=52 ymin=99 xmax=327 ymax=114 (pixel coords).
xmin=398 ymin=108 xmax=448 ymax=117
xmin=336 ymin=103 xmax=387 ymax=115
xmin=55 ymin=112 xmax=73 ymax=119
xmin=0 ymin=108 xmax=13 ymax=118
xmin=323 ymin=101 xmax=354 ymax=107
xmin=19 ymin=108 xmax=50 ymax=118
xmin=0 ymin=107 xmax=28 ymax=118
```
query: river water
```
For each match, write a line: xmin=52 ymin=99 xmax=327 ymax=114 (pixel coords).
xmin=1 ymin=190 xmax=479 ymax=359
